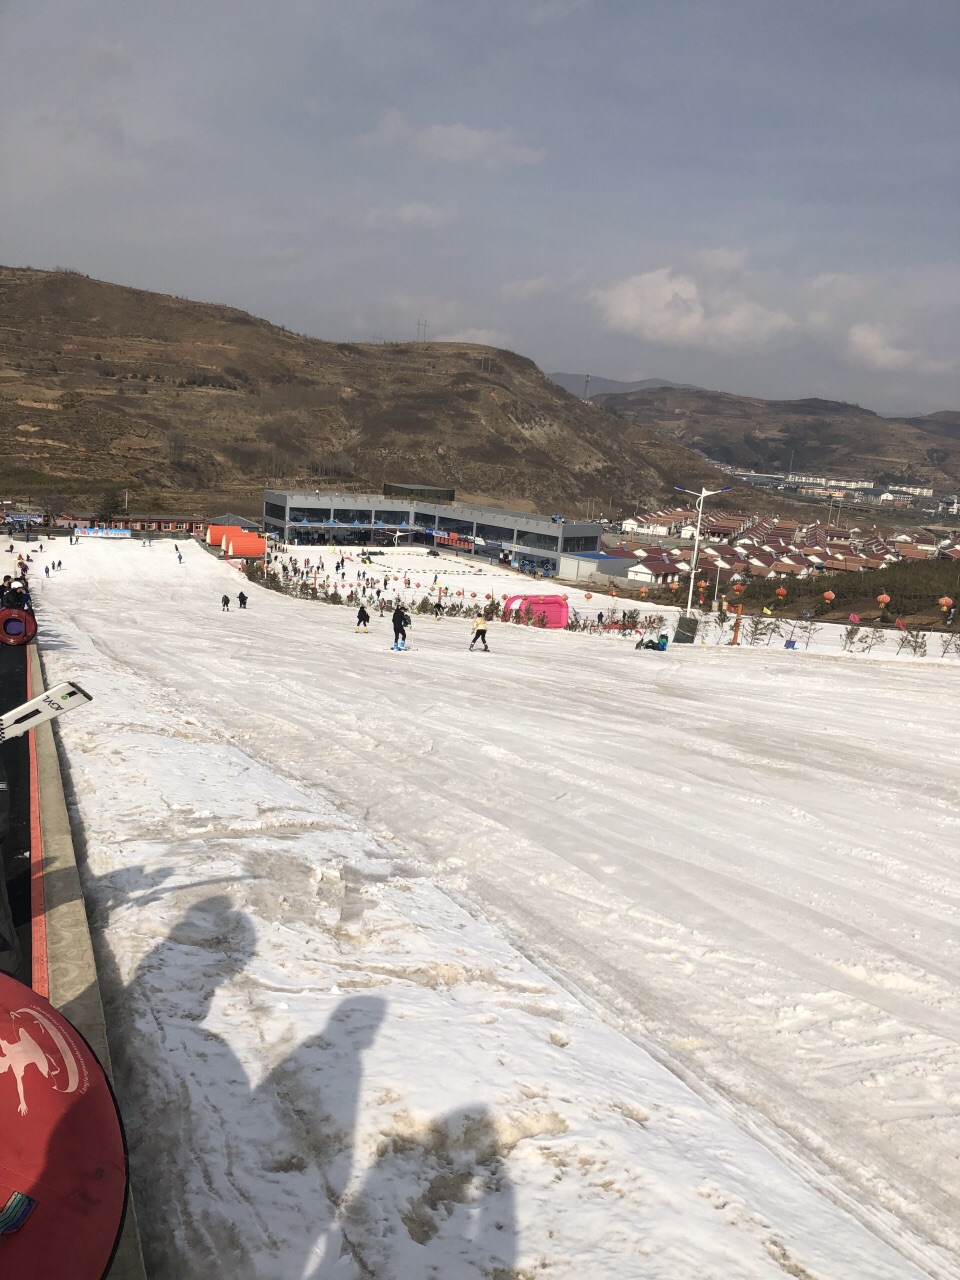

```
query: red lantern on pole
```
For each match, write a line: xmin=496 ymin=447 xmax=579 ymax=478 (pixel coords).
xmin=823 ymin=590 xmax=836 ymax=604
xmin=584 ymin=592 xmax=592 ymax=600
xmin=471 ymin=592 xmax=477 ymax=598
xmin=775 ymin=586 xmax=787 ymax=600
xmin=696 ymin=579 xmax=708 ymax=592
xmin=938 ymin=595 xmax=953 ymax=612
xmin=639 ymin=586 xmax=648 ymax=597
xmin=733 ymin=583 xmax=745 ymax=595
xmin=669 ymin=582 xmax=679 ymax=593
xmin=877 ymin=592 xmax=890 ymax=608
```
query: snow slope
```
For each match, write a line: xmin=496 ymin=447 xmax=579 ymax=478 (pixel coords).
xmin=29 ymin=539 xmax=960 ymax=1279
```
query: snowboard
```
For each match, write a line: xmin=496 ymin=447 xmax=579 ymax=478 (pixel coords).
xmin=0 ymin=682 xmax=93 ymax=744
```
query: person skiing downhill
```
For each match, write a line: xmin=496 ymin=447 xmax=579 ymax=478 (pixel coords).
xmin=433 ymin=600 xmax=443 ymax=620
xmin=391 ymin=604 xmax=409 ymax=649
xmin=356 ymin=605 xmax=370 ymax=633
xmin=238 ymin=592 xmax=248 ymax=610
xmin=469 ymin=615 xmax=490 ymax=651
xmin=221 ymin=594 xmax=230 ymax=611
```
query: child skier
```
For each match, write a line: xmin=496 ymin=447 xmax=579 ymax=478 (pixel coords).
xmin=469 ymin=615 xmax=490 ymax=651
xmin=356 ymin=605 xmax=370 ymax=633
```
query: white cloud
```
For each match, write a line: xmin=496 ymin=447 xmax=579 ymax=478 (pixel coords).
xmin=590 ymin=267 xmax=794 ymax=350
xmin=361 ymin=202 xmax=454 ymax=230
xmin=847 ymin=323 xmax=953 ymax=374
xmin=436 ymin=327 xmax=509 ymax=346
xmin=358 ymin=110 xmax=543 ymax=167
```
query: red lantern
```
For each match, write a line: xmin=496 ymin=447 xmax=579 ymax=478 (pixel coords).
xmin=471 ymin=592 xmax=477 ymax=598
xmin=823 ymin=590 xmax=836 ymax=603
xmin=733 ymin=583 xmax=745 ymax=595
xmin=696 ymin=579 xmax=708 ymax=591
xmin=485 ymin=593 xmax=491 ymax=600
xmin=639 ymin=586 xmax=648 ymax=597
xmin=938 ymin=595 xmax=953 ymax=612
xmin=775 ymin=587 xmax=787 ymax=599
xmin=501 ymin=594 xmax=508 ymax=601
xmin=877 ymin=593 xmax=890 ymax=608
xmin=584 ymin=592 xmax=592 ymax=600
xmin=561 ymin=594 xmax=569 ymax=601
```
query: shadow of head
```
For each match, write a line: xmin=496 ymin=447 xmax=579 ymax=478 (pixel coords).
xmin=158 ymin=894 xmax=257 ymax=1013
xmin=327 ymin=995 xmax=387 ymax=1051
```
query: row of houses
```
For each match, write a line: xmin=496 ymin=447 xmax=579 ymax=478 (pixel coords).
xmin=561 ymin=512 xmax=960 ymax=590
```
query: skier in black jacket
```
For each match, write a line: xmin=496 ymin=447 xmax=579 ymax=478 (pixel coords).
xmin=356 ymin=605 xmax=370 ymax=633
xmin=391 ymin=604 xmax=408 ymax=649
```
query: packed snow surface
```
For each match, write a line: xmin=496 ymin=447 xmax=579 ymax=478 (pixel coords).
xmin=31 ymin=539 xmax=960 ymax=1279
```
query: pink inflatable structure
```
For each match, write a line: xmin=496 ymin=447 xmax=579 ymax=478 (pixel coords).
xmin=502 ymin=594 xmax=570 ymax=629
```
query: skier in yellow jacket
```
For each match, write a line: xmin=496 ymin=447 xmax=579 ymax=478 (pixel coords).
xmin=469 ymin=615 xmax=490 ymax=652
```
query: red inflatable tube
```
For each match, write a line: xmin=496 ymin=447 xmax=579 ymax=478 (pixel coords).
xmin=0 ymin=973 xmax=128 ymax=1278
xmin=0 ymin=609 xmax=37 ymax=646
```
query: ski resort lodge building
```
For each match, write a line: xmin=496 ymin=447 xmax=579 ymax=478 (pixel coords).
xmin=262 ymin=486 xmax=602 ymax=574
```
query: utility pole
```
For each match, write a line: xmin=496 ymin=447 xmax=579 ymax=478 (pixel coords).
xmin=675 ymin=483 xmax=733 ymax=618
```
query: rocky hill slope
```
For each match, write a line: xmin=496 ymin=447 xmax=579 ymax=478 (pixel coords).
xmin=594 ymin=386 xmax=960 ymax=492
xmin=0 ymin=267 xmax=728 ymax=515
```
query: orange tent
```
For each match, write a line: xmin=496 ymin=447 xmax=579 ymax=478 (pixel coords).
xmin=227 ymin=534 xmax=266 ymax=558
xmin=207 ymin=523 xmax=239 ymax=547
xmin=208 ymin=524 xmax=243 ymax=550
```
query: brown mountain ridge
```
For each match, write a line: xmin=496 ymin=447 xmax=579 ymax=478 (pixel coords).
xmin=0 ymin=266 xmax=729 ymax=515
xmin=593 ymin=386 xmax=960 ymax=494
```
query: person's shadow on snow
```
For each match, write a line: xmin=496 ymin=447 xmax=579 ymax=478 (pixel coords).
xmin=117 ymin=896 xmax=518 ymax=1280
xmin=336 ymin=1105 xmax=518 ymax=1280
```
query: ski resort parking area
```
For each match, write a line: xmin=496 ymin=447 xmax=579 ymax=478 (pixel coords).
xmin=30 ymin=539 xmax=960 ymax=1280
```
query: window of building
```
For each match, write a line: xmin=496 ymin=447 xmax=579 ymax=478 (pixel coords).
xmin=289 ymin=507 xmax=330 ymax=523
xmin=561 ymin=535 xmax=599 ymax=553
xmin=374 ymin=510 xmax=409 ymax=524
xmin=516 ymin=529 xmax=558 ymax=551
xmin=332 ymin=509 xmax=372 ymax=524
xmin=413 ymin=511 xmax=435 ymax=529
xmin=264 ymin=501 xmax=286 ymax=520
xmin=438 ymin=516 xmax=474 ymax=536
xmin=475 ymin=522 xmax=514 ymax=543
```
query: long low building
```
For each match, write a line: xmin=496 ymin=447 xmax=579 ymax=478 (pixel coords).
xmin=263 ymin=489 xmax=602 ymax=573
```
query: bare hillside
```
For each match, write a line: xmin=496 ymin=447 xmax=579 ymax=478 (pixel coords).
xmin=0 ymin=267 xmax=728 ymax=514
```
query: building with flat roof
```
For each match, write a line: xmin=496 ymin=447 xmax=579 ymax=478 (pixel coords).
xmin=263 ymin=489 xmax=602 ymax=573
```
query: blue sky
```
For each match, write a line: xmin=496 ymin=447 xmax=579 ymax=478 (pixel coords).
xmin=1 ymin=0 xmax=957 ymax=412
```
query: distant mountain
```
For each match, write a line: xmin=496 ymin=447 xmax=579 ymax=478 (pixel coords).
xmin=548 ymin=372 xmax=700 ymax=397
xmin=594 ymin=385 xmax=960 ymax=492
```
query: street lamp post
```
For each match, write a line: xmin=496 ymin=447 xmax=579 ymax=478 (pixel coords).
xmin=675 ymin=484 xmax=732 ymax=618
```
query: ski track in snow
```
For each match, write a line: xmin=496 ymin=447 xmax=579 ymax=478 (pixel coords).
xmin=28 ymin=539 xmax=960 ymax=1280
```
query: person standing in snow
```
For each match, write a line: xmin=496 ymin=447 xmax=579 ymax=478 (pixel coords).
xmin=469 ymin=615 xmax=490 ymax=651
xmin=356 ymin=604 xmax=370 ymax=633
xmin=221 ymin=594 xmax=230 ymax=611
xmin=238 ymin=592 xmax=248 ymax=610
xmin=391 ymin=604 xmax=408 ymax=649
xmin=433 ymin=600 xmax=443 ymax=620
